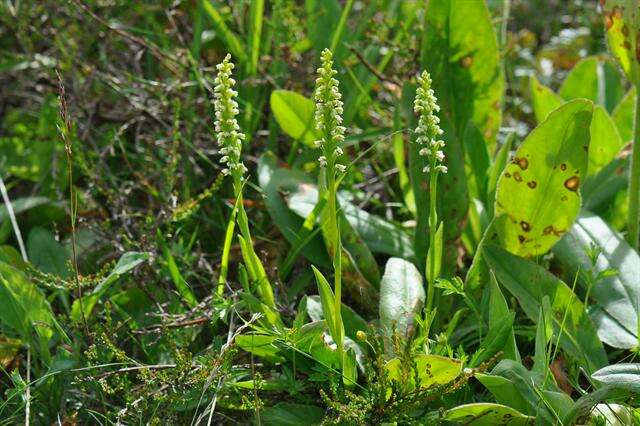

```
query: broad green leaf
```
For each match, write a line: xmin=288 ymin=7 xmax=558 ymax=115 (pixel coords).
xmin=0 ymin=261 xmax=59 ymax=361
xmin=306 ymin=295 xmax=367 ymax=343
xmin=286 ymin=179 xmax=414 ymax=259
xmin=592 ymin=363 xmax=640 ymax=393
xmin=257 ymin=152 xmax=330 ymax=268
xmin=386 ymin=354 xmax=461 ymax=390
xmin=531 ymin=77 xmax=622 ymax=177
xmin=484 ymin=244 xmax=607 ymax=373
xmin=475 ymin=373 xmax=530 ymax=415
xmin=612 ymin=88 xmax=635 ymax=143
xmin=262 ymin=403 xmax=324 ymax=426
xmin=587 ymin=105 xmax=624 ymax=176
xmin=27 ymin=227 xmax=69 ymax=278
xmin=422 ymin=0 xmax=503 ymax=144
xmin=71 ymin=252 xmax=150 ymax=321
xmin=603 ymin=0 xmax=640 ymax=85
xmin=559 ymin=56 xmax=625 ymax=112
xmin=235 ymin=334 xmax=285 ymax=363
xmin=529 ymin=76 xmax=562 ymax=123
xmin=270 ymin=90 xmax=318 ymax=147
xmin=379 ymin=257 xmax=425 ymax=338
xmin=442 ymin=403 xmax=534 ymax=426
xmin=494 ymin=99 xmax=592 ymax=257
xmin=480 ymin=359 xmax=575 ymax=424
xmin=311 ymin=265 xmax=344 ymax=348
xmin=554 ymin=211 xmax=639 ymax=349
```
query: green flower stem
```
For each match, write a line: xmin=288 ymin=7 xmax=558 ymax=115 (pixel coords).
xmin=325 ymin=158 xmax=344 ymax=363
xmin=426 ymin=163 xmax=438 ymax=315
xmin=628 ymin=92 xmax=640 ymax=249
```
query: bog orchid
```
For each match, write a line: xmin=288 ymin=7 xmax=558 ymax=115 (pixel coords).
xmin=213 ymin=54 xmax=248 ymax=182
xmin=314 ymin=48 xmax=346 ymax=174
xmin=414 ymin=70 xmax=447 ymax=175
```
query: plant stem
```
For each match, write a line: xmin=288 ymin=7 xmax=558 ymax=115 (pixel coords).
xmin=326 ymin=163 xmax=344 ymax=363
xmin=426 ymin=164 xmax=438 ymax=315
xmin=628 ymin=91 xmax=640 ymax=249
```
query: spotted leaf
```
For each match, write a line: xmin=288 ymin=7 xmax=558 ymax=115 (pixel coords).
xmin=494 ymin=99 xmax=593 ymax=257
xmin=603 ymin=0 xmax=640 ymax=86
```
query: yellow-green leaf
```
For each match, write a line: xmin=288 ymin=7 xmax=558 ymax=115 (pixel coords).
xmin=603 ymin=0 xmax=640 ymax=85
xmin=495 ymin=99 xmax=593 ymax=257
xmin=270 ymin=90 xmax=318 ymax=147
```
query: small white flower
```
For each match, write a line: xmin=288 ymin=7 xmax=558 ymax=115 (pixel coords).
xmin=335 ymin=164 xmax=346 ymax=173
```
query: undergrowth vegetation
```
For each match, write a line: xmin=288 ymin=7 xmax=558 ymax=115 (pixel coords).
xmin=1 ymin=0 xmax=640 ymax=424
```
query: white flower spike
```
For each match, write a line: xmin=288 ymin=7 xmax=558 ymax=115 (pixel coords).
xmin=414 ymin=70 xmax=447 ymax=174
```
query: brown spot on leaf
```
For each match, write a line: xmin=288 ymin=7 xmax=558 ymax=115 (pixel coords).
xmin=520 ymin=221 xmax=531 ymax=232
xmin=561 ymin=195 xmax=568 ymax=201
xmin=583 ymin=145 xmax=588 ymax=152
xmin=560 ymin=163 xmax=567 ymax=171
xmin=622 ymin=24 xmax=630 ymax=36
xmin=518 ymin=235 xmax=526 ymax=243
xmin=527 ymin=181 xmax=537 ymax=189
xmin=543 ymin=225 xmax=554 ymax=235
xmin=460 ymin=56 xmax=473 ymax=68
xmin=513 ymin=171 xmax=523 ymax=182
xmin=564 ymin=176 xmax=580 ymax=191
xmin=504 ymin=172 xmax=511 ymax=178
xmin=515 ymin=157 xmax=529 ymax=170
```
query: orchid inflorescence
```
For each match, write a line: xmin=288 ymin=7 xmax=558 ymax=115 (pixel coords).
xmin=314 ymin=49 xmax=346 ymax=173
xmin=213 ymin=54 xmax=247 ymax=179
xmin=414 ymin=70 xmax=447 ymax=174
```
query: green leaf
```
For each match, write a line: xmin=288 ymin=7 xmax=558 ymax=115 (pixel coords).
xmin=257 ymin=152 xmax=331 ymax=268
xmin=386 ymin=354 xmax=461 ymax=390
xmin=27 ymin=227 xmax=69 ymax=278
xmin=235 ymin=334 xmax=285 ymax=363
xmin=529 ymin=76 xmax=562 ymax=123
xmin=464 ymin=122 xmax=490 ymax=200
xmin=442 ymin=403 xmax=534 ymax=426
xmin=494 ymin=99 xmax=593 ymax=257
xmin=0 ymin=261 xmax=61 ymax=361
xmin=612 ymin=88 xmax=635 ymax=143
xmin=592 ymin=363 xmax=640 ymax=393
xmin=311 ymin=265 xmax=344 ymax=348
xmin=488 ymin=274 xmax=520 ymax=362
xmin=484 ymin=244 xmax=607 ymax=373
xmin=71 ymin=252 xmax=150 ymax=321
xmin=422 ymin=0 xmax=503 ymax=144
xmin=471 ymin=311 xmax=515 ymax=367
xmin=379 ymin=257 xmax=425 ymax=338
xmin=553 ymin=211 xmax=640 ymax=349
xmin=270 ymin=90 xmax=318 ymax=147
xmin=587 ymin=105 xmax=624 ymax=176
xmin=479 ymin=359 xmax=575 ymax=423
xmin=286 ymin=182 xmax=414 ymax=259
xmin=559 ymin=56 xmax=625 ymax=112
xmin=603 ymin=0 xmax=640 ymax=85
xmin=262 ymin=403 xmax=324 ymax=426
